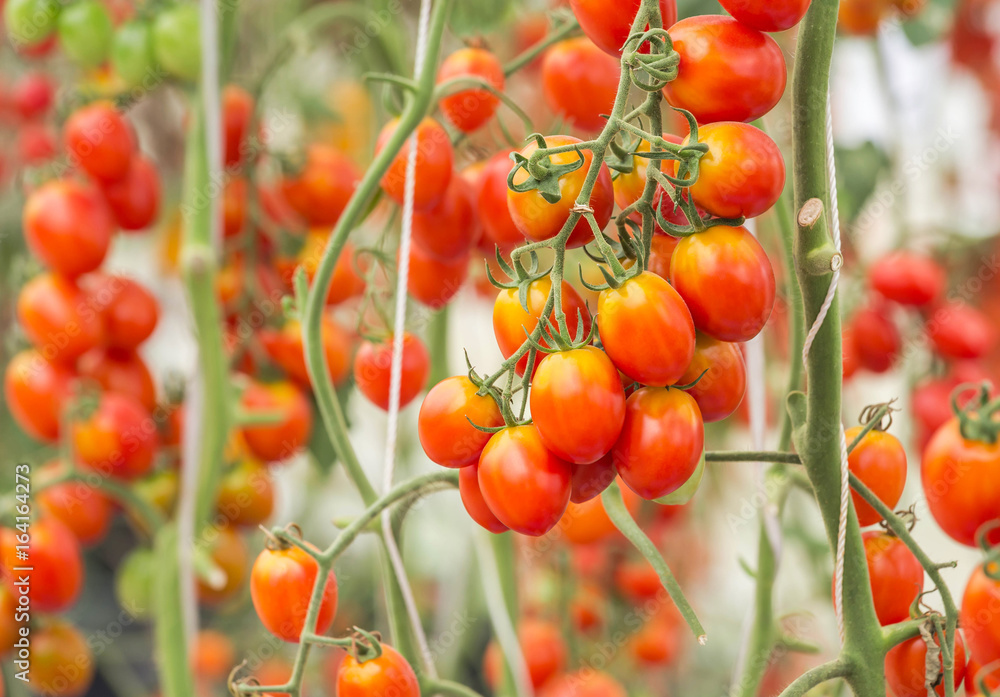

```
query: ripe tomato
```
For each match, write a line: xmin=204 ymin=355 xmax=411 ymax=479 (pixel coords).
xmin=338 ymin=643 xmax=419 ymax=697
xmin=407 ymin=241 xmax=470 ymax=308
xmin=222 ymin=176 xmax=248 ymax=239
xmin=78 ymin=348 xmax=157 ymax=412
xmin=839 ymin=0 xmax=891 ymax=35
xmin=493 ymin=276 xmax=592 ymax=377
xmin=112 ymin=20 xmax=156 ymax=89
xmin=17 ymin=273 xmax=105 ymax=364
xmin=921 ymin=418 xmax=1000 ymax=547
xmin=418 ymin=376 xmax=505 ymax=468
xmin=353 ymin=334 xmax=430 ymax=411
xmin=483 ymin=619 xmax=567 ymax=690
xmin=961 ymin=562 xmax=1000 ymax=668
xmin=569 ymin=0 xmax=678 ymax=57
xmin=196 ymin=527 xmax=248 ymax=606
xmin=570 ymin=454 xmax=616 ymax=502
xmin=886 ymin=632 xmax=967 ymax=697
xmin=860 ymin=531 xmax=924 ymax=625
xmin=18 ymin=123 xmax=57 ymax=165
xmin=152 ymin=3 xmax=202 ymax=81
xmin=31 ymin=620 xmax=94 ymax=697
xmin=612 ymin=387 xmax=704 ymax=500
xmin=541 ymin=37 xmax=620 ymax=132
xmin=912 ymin=364 xmax=992 ymax=453
xmin=4 ymin=349 xmax=76 ymax=442
xmin=377 ymin=117 xmax=453 ymax=211
xmin=558 ymin=479 xmax=640 ymax=545
xmin=613 ymin=135 xmax=683 ymax=213
xmin=239 ymin=381 xmax=313 ymax=463
xmin=100 ymin=155 xmax=161 ymax=231
xmin=717 ymin=0 xmax=812 ymax=32
xmin=73 ymin=392 xmax=158 ymax=480
xmin=251 ymin=542 xmax=337 ymax=643
xmin=663 ymin=16 xmax=786 ymax=124
xmin=1 ymin=517 xmax=83 ymax=612
xmin=38 ymin=463 xmax=114 ymax=547
xmin=81 ymin=274 xmax=159 ymax=350
xmin=845 ymin=426 xmax=906 ymax=527
xmin=530 ymin=347 xmax=626 ymax=464
xmin=24 ymin=179 xmax=114 ymax=278
xmin=597 ymin=271 xmax=695 ymax=386
xmin=191 ymin=629 xmax=235 ymax=682
xmin=927 ymin=303 xmax=996 ymax=360
xmin=478 ymin=425 xmax=572 ymax=536
xmin=678 ymin=334 xmax=746 ymax=422
xmin=966 ymin=659 xmax=1000 ymax=697
xmin=507 ymin=135 xmax=614 ymax=248
xmin=683 ymin=122 xmax=785 ymax=220
xmin=280 ymin=145 xmax=360 ymax=227
xmin=540 ymin=670 xmax=626 ymax=697
xmin=629 ymin=610 xmax=681 ymax=666
xmin=869 ymin=251 xmax=945 ymax=307
xmin=847 ymin=305 xmax=900 ymax=374
xmin=438 ymin=47 xmax=505 ymax=133
xmin=412 ymin=175 xmax=480 ymax=261
xmin=614 ymin=558 xmax=662 ymax=602
xmin=645 ymin=233 xmax=681 ymax=279
xmin=459 ymin=464 xmax=508 ymax=533
xmin=296 ymin=235 xmax=367 ymax=306
xmin=477 ymin=149 xmax=526 ymax=247
xmin=223 ymin=84 xmax=254 ymax=168
xmin=10 ymin=72 xmax=53 ymax=120
xmin=217 ymin=458 xmax=275 ymax=527
xmin=64 ymin=102 xmax=134 ymax=182
xmin=259 ymin=317 xmax=352 ymax=388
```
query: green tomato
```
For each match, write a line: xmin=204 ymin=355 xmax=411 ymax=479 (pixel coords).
xmin=4 ymin=0 xmax=61 ymax=47
xmin=152 ymin=4 xmax=201 ymax=81
xmin=115 ymin=547 xmax=156 ymax=620
xmin=57 ymin=0 xmax=113 ymax=68
xmin=112 ymin=21 xmax=157 ymax=88
xmin=448 ymin=0 xmax=512 ymax=36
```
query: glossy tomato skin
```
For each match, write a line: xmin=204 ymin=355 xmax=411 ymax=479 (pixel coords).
xmin=597 ymin=271 xmax=695 ymax=386
xmin=718 ymin=0 xmax=811 ymax=32
xmin=4 ymin=349 xmax=75 ymax=442
xmin=239 ymin=381 xmax=313 ymax=463
xmin=921 ymin=418 xmax=1000 ymax=547
xmin=663 ymin=16 xmax=786 ymax=124
xmin=407 ymin=242 xmax=470 ymax=309
xmin=32 ymin=620 xmax=95 ymax=697
xmin=862 ymin=531 xmax=924 ymax=625
xmin=478 ymin=425 xmax=573 ymax=536
xmin=417 ymin=376 xmax=504 ymax=468
xmin=507 ymin=135 xmax=614 ymax=248
xmin=17 ymin=273 xmax=105 ymax=364
xmin=886 ymin=632 xmax=967 ymax=697
xmin=377 ymin=117 xmax=453 ymax=211
xmin=869 ymin=251 xmax=945 ymax=307
xmin=848 ymin=305 xmax=900 ymax=373
xmin=72 ymin=392 xmax=158 ymax=480
xmin=251 ymin=544 xmax=337 ymax=643
xmin=217 ymin=458 xmax=275 ymax=527
xmin=685 ymin=123 xmax=785 ymax=220
xmin=1 ymin=517 xmax=83 ymax=612
xmin=845 ymin=426 xmax=906 ymax=527
xmin=437 ymin=48 xmax=504 ymax=133
xmin=412 ymin=175 xmax=480 ymax=261
xmin=24 ymin=179 xmax=114 ymax=278
xmin=100 ymin=155 xmax=161 ymax=231
xmin=477 ymin=149 xmax=525 ymax=247
xmin=78 ymin=348 xmax=157 ymax=412
xmin=530 ymin=347 xmax=626 ymax=464
xmin=64 ymin=102 xmax=134 ymax=182
xmin=280 ymin=145 xmax=360 ymax=227
xmin=83 ymin=274 xmax=160 ymax=350
xmin=927 ymin=302 xmax=996 ymax=360
xmin=961 ymin=563 xmax=1000 ymax=668
xmin=38 ymin=463 xmax=114 ymax=547
xmin=541 ymin=37 xmax=619 ymax=132
xmin=353 ymin=334 xmax=430 ymax=411
xmin=259 ymin=317 xmax=352 ymax=388
xmin=612 ymin=387 xmax=704 ymax=501
xmin=483 ymin=620 xmax=567 ymax=690
xmin=569 ymin=0 xmax=677 ymax=57
xmin=459 ymin=464 xmax=508 ymax=533
xmin=570 ymin=454 xmax=617 ymax=503
xmin=678 ymin=334 xmax=746 ymax=422
xmin=338 ymin=644 xmax=420 ymax=697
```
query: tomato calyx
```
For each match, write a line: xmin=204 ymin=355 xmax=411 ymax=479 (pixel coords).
xmin=620 ymin=27 xmax=679 ymax=91
xmin=485 ymin=247 xmax=549 ymax=293
xmin=507 ymin=135 xmax=587 ymax=204
xmin=950 ymin=382 xmax=1000 ymax=444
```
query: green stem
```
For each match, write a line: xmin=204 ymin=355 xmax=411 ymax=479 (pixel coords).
xmin=428 ymin=307 xmax=450 ymax=388
xmin=420 ymin=678 xmax=487 ymax=697
xmin=152 ymin=525 xmax=194 ymax=697
xmin=706 ymin=451 xmax=801 ymax=464
xmin=779 ymin=660 xmax=847 ymax=697
xmin=502 ymin=18 xmax=579 ymax=76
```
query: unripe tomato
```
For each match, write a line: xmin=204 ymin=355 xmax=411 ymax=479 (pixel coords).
xmin=152 ymin=4 xmax=201 ymax=80
xmin=217 ymin=458 xmax=275 ymax=527
xmin=32 ymin=620 xmax=94 ymax=697
xmin=280 ymin=145 xmax=360 ymax=227
xmin=962 ymin=563 xmax=1000 ymax=668
xmin=64 ymin=102 xmax=134 ymax=182
xmin=10 ymin=72 xmax=53 ymax=120
xmin=886 ymin=632 xmax=966 ymax=697
xmin=683 ymin=122 xmax=785 ymax=220
xmin=112 ymin=20 xmax=156 ymax=88
xmin=663 ymin=16 xmax=786 ymax=124
xmin=1 ymin=517 xmax=83 ymax=612
xmin=353 ymin=334 xmax=430 ymax=411
xmin=678 ymin=334 xmax=746 ymax=422
xmin=869 ymin=251 xmax=945 ymax=307
xmin=38 ymin=463 xmax=114 ymax=547
xmin=17 ymin=273 xmax=105 ymax=364
xmin=114 ymin=547 xmax=155 ymax=619
xmin=839 ymin=0 xmax=891 ymax=35
xmin=718 ymin=0 xmax=812 ymax=32
xmin=861 ymin=531 xmax=924 ymax=625
xmin=251 ymin=542 xmax=337 ymax=643
xmin=531 ymin=347 xmax=626 ymax=464
xmin=477 ymin=149 xmax=525 ymax=247
xmin=597 ymin=271 xmax=695 ymax=386
xmin=478 ymin=425 xmax=573 ymax=536
xmin=259 ymin=317 xmax=352 ymax=388
xmin=921 ymin=418 xmax=1000 ymax=548
xmin=3 ymin=349 xmax=75 ymax=442
xmin=613 ymin=387 xmax=704 ymax=501
xmin=412 ymin=175 xmax=480 ymax=261
xmin=82 ymin=274 xmax=159 ymax=350
xmin=483 ymin=619 xmax=566 ymax=690
xmin=570 ymin=454 xmax=616 ymax=503
xmin=847 ymin=305 xmax=900 ymax=374
xmin=196 ymin=527 xmax=248 ymax=606
xmin=57 ymin=0 xmax=113 ymax=68
xmin=438 ymin=47 xmax=504 ymax=133
xmin=569 ymin=0 xmax=678 ymax=57
xmin=417 ymin=376 xmax=504 ymax=468
xmin=406 ymin=241 xmax=470 ymax=309
xmin=72 ymin=393 xmax=158 ymax=480
xmin=507 ymin=135 xmax=614 ymax=248
xmin=191 ymin=629 xmax=235 ymax=682
xmin=376 ymin=117 xmax=453 ymax=211
xmin=926 ymin=302 xmax=996 ymax=360
xmin=239 ymin=381 xmax=313 ymax=463
xmin=338 ymin=643 xmax=419 ymax=697
xmin=100 ymin=155 xmax=161 ymax=231
xmin=223 ymin=84 xmax=254 ymax=168
xmin=493 ymin=276 xmax=592 ymax=377
xmin=845 ymin=426 xmax=906 ymax=527
xmin=459 ymin=464 xmax=508 ymax=533
xmin=24 ymin=179 xmax=114 ymax=278
xmin=541 ymin=37 xmax=619 ymax=132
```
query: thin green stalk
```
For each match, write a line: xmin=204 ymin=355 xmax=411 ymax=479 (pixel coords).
xmin=421 ymin=678 xmax=487 ymax=697
xmin=706 ymin=451 xmax=801 ymax=464
xmin=780 ymin=660 xmax=848 ymax=697
xmin=428 ymin=306 xmax=450 ymax=387
xmin=502 ymin=18 xmax=579 ymax=76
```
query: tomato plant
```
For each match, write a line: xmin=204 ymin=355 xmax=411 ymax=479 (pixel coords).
xmin=251 ymin=541 xmax=338 ymax=643
xmin=338 ymin=644 xmax=420 ymax=697
xmin=569 ymin=0 xmax=677 ymax=56
xmin=885 ymin=631 xmax=967 ymax=697
xmin=437 ymin=47 xmax=505 ymax=133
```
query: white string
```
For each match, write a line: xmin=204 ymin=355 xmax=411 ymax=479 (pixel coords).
xmin=380 ymin=0 xmax=437 ymax=677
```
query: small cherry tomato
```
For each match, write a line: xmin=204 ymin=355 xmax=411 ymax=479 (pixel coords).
xmin=78 ymin=348 xmax=157 ymax=412
xmin=64 ymin=102 xmax=134 ymax=182
xmin=251 ymin=542 xmax=337 ymax=643
xmin=82 ymin=274 xmax=160 ymax=350
xmin=38 ymin=463 xmax=114 ymax=547
xmin=965 ymin=658 xmax=1000 ymax=697
xmin=17 ymin=273 xmax=105 ymax=364
xmin=31 ymin=620 xmax=94 ymax=697
xmin=217 ymin=458 xmax=275 ymax=527
xmin=477 ymin=149 xmax=525 ymax=247
xmin=191 ymin=629 xmax=235 ymax=682
xmin=3 ymin=349 xmax=76 ymax=442
xmin=259 ymin=316 xmax=352 ymax=388
xmin=558 ymin=479 xmax=639 ymax=545
xmin=280 ymin=145 xmax=360 ymax=227
xmin=111 ymin=20 xmax=156 ymax=89
xmin=718 ymin=0 xmax=812 ymax=32
xmin=239 ymin=381 xmax=313 ymax=463
xmin=152 ymin=3 xmax=201 ymax=81
xmin=376 ymin=117 xmax=453 ymax=211
xmin=437 ymin=47 xmax=505 ymax=133
xmin=869 ymin=251 xmax=945 ymax=307
xmin=678 ymin=334 xmax=747 ymax=422
xmin=10 ymin=72 xmax=53 ymax=120
xmin=570 ymin=454 xmax=616 ymax=503
xmin=417 ymin=376 xmax=505 ymax=468
xmin=569 ymin=0 xmax=678 ymax=57
xmin=222 ymin=176 xmax=247 ymax=239
xmin=353 ymin=334 xmax=430 ymax=411
xmin=540 ymin=670 xmax=626 ymax=697
xmin=223 ymin=84 xmax=255 ymax=168
xmin=839 ymin=0 xmax=891 ymax=35
xmin=412 ymin=175 xmax=480 ymax=261
xmin=645 ymin=233 xmax=681 ymax=278
xmin=1 ymin=517 xmax=83 ymax=612
xmin=847 ymin=305 xmax=900 ymax=374
xmin=296 ymin=235 xmax=367 ymax=306
xmin=24 ymin=179 xmax=114 ymax=278
xmin=406 ymin=241 xmax=470 ymax=309
xmin=57 ymin=0 xmax=113 ymax=68
xmin=73 ymin=392 xmax=159 ymax=480
xmin=962 ymin=562 xmax=1000 ymax=669
xmin=18 ymin=122 xmax=57 ymax=165
xmin=629 ymin=610 xmax=681 ymax=666
xmin=338 ymin=643 xmax=420 ymax=697
xmin=100 ymin=155 xmax=161 ymax=231
xmin=459 ymin=464 xmax=508 ymax=533
xmin=926 ymin=302 xmax=996 ymax=360
xmin=541 ymin=37 xmax=620 ymax=132
xmin=861 ymin=531 xmax=924 ymax=625
xmin=885 ymin=631 xmax=966 ymax=697
xmin=483 ymin=619 xmax=567 ymax=690
xmin=613 ymin=135 xmax=683 ymax=213
xmin=196 ymin=527 xmax=248 ymax=606
xmin=845 ymin=426 xmax=906 ymax=527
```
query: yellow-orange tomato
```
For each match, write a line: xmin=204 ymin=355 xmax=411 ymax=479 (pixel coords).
xmin=280 ymin=144 xmax=361 ymax=227
xmin=558 ymin=480 xmax=640 ymax=545
xmin=217 ymin=457 xmax=275 ymax=527
xmin=259 ymin=317 xmax=352 ymax=388
xmin=239 ymin=381 xmax=313 ymax=463
xmin=32 ymin=620 xmax=95 ymax=697
xmin=417 ymin=376 xmax=505 ymax=468
xmin=678 ymin=334 xmax=747 ymax=423
xmin=839 ymin=0 xmax=891 ymax=35
xmin=845 ymin=426 xmax=907 ymax=527
xmin=541 ymin=37 xmax=620 ymax=132
xmin=295 ymin=235 xmax=367 ymax=306
xmin=250 ymin=543 xmax=337 ymax=643
xmin=191 ymin=629 xmax=235 ymax=681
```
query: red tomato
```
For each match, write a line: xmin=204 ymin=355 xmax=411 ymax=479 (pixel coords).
xmin=541 ymin=37 xmax=619 ymax=132
xmin=683 ymin=122 xmax=785 ymax=220
xmin=718 ymin=0 xmax=811 ymax=32
xmin=926 ymin=302 xmax=996 ymax=360
xmin=64 ymin=101 xmax=134 ymax=182
xmin=17 ymin=122 xmax=57 ymax=164
xmin=541 ymin=670 xmax=626 ymax=697
xmin=222 ymin=176 xmax=248 ymax=238
xmin=886 ymin=632 xmax=967 ymax=697
xmin=417 ymin=375 xmax=505 ymax=468
xmin=217 ymin=457 xmax=275 ymax=527
xmin=493 ymin=276 xmax=592 ymax=377
xmin=911 ymin=366 xmax=990 ymax=453
xmin=615 ymin=558 xmax=663 ymax=602
xmin=253 ymin=656 xmax=297 ymax=697
xmin=353 ymin=333 xmax=430 ymax=411
xmin=376 ymin=117 xmax=453 ymax=211
xmin=558 ymin=479 xmax=639 ymax=545
xmin=530 ymin=347 xmax=626 ymax=464
xmin=99 ymin=155 xmax=161 ymax=231
xmin=17 ymin=272 xmax=105 ymax=364
xmin=839 ymin=0 xmax=891 ymax=35
xmin=663 ymin=16 xmax=786 ymax=124
xmin=437 ymin=47 xmax=504 ymax=133
xmin=569 ymin=0 xmax=677 ymax=57
xmin=239 ymin=381 xmax=313 ymax=463
xmin=24 ymin=179 xmax=114 ymax=278
xmin=78 ymin=345 xmax=155 ymax=411
xmin=10 ymin=72 xmax=53 ymax=120
xmin=507 ymin=135 xmax=614 ymax=248
xmin=4 ymin=349 xmax=76 ymax=442
xmin=196 ymin=527 xmax=248 ymax=606
xmin=38 ymin=463 xmax=114 ymax=547
xmin=295 ymin=234 xmax=367 ymax=306
xmin=961 ymin=562 xmax=1000 ymax=668
xmin=477 ymin=149 xmax=525 ymax=247
xmin=1 ymin=517 xmax=83 ymax=612
xmin=223 ymin=84 xmax=254 ymax=168
xmin=459 ymin=464 xmax=508 ymax=533
xmin=869 ymin=251 xmax=945 ymax=307
xmin=612 ymin=387 xmax=704 ymax=501
xmin=597 ymin=271 xmax=695 ymax=386
xmin=645 ymin=233 xmax=681 ymax=278
xmin=82 ymin=274 xmax=159 ymax=350
xmin=483 ymin=619 xmax=567 ymax=690
xmin=921 ymin=418 xmax=1000 ymax=548
xmin=251 ymin=543 xmax=337 ymax=643
xmin=478 ymin=425 xmax=573 ymax=536
xmin=31 ymin=620 xmax=94 ymax=697
xmin=570 ymin=454 xmax=616 ymax=503
xmin=845 ymin=426 xmax=906 ymax=527
xmin=191 ymin=629 xmax=235 ymax=682
xmin=965 ymin=658 xmax=1000 ymax=697
xmin=629 ymin=610 xmax=682 ymax=666
xmin=848 ymin=305 xmax=900 ymax=374
xmin=406 ymin=241 xmax=469 ymax=308
xmin=72 ymin=392 xmax=159 ymax=480
xmin=280 ymin=145 xmax=360 ymax=227
xmin=412 ymin=174 xmax=480 ymax=261
xmin=259 ymin=317 xmax=352 ymax=388
xmin=860 ymin=531 xmax=924 ymax=625
xmin=338 ymin=644 xmax=419 ymax=697
xmin=678 ymin=334 xmax=746 ymax=422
